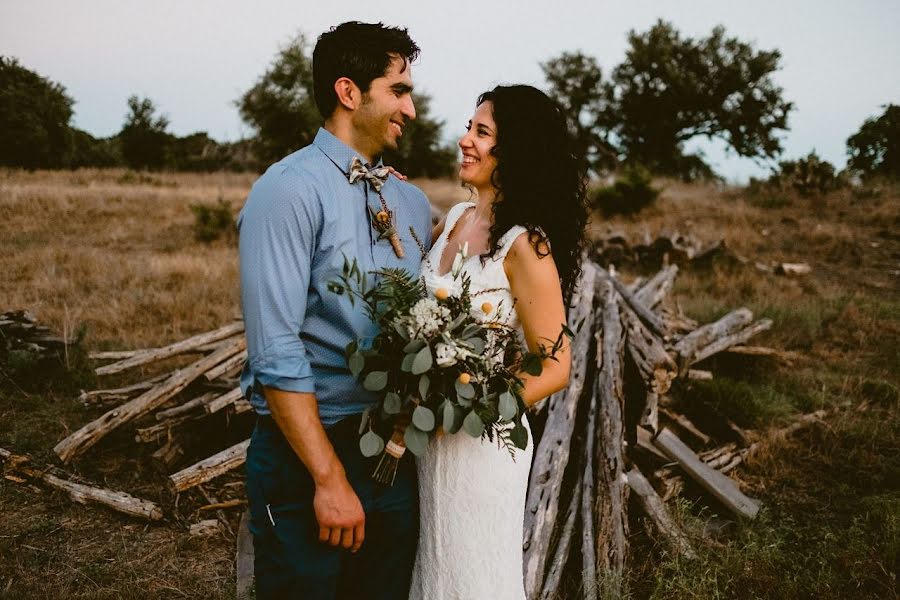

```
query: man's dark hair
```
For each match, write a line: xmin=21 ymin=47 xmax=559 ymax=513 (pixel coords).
xmin=313 ymin=22 xmax=420 ymax=119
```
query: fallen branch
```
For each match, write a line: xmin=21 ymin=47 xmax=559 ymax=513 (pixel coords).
xmin=627 ymin=466 xmax=696 ymax=560
xmin=168 ymin=439 xmax=251 ymax=493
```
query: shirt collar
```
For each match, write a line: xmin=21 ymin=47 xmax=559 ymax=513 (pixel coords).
xmin=312 ymin=127 xmax=384 ymax=176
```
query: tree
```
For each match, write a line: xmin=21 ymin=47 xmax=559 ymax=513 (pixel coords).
xmin=0 ymin=57 xmax=74 ymax=168
xmin=237 ymin=34 xmax=320 ymax=166
xmin=238 ymin=33 xmax=456 ymax=176
xmin=119 ymin=96 xmax=172 ymax=170
xmin=542 ymin=21 xmax=793 ymax=179
xmin=846 ymin=104 xmax=899 ymax=179
xmin=383 ymin=92 xmax=456 ymax=178
xmin=612 ymin=21 xmax=792 ymax=177
xmin=541 ymin=52 xmax=617 ymax=173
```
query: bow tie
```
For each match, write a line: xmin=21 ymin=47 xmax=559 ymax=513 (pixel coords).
xmin=348 ymin=156 xmax=391 ymax=193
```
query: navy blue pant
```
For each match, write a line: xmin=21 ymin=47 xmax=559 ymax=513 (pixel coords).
xmin=245 ymin=415 xmax=418 ymax=600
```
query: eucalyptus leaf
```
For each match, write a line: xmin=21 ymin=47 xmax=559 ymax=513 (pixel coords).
xmin=462 ymin=410 xmax=485 ymax=438
xmin=442 ymin=401 xmax=455 ymax=432
xmin=418 ymin=374 xmax=430 ymax=400
xmin=383 ymin=392 xmax=402 ymax=415
xmin=411 ymin=345 xmax=433 ymax=375
xmin=403 ymin=338 xmax=426 ymax=354
xmin=460 ymin=324 xmax=481 ymax=338
xmin=401 ymin=353 xmax=415 ymax=372
xmin=404 ymin=426 xmax=429 ymax=457
xmin=523 ymin=355 xmax=543 ymax=376
xmin=465 ymin=337 xmax=486 ymax=354
xmin=412 ymin=406 xmax=435 ymax=432
xmin=457 ymin=397 xmax=472 ymax=408
xmin=363 ymin=371 xmax=388 ymax=391
xmin=348 ymin=352 xmax=365 ymax=378
xmin=455 ymin=381 xmax=475 ymax=400
xmin=393 ymin=321 xmax=410 ymax=341
xmin=359 ymin=430 xmax=385 ymax=457
xmin=510 ymin=423 xmax=529 ymax=450
xmin=358 ymin=407 xmax=371 ymax=435
xmin=498 ymin=391 xmax=517 ymax=421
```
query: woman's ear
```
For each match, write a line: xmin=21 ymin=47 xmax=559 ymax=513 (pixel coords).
xmin=334 ymin=77 xmax=360 ymax=111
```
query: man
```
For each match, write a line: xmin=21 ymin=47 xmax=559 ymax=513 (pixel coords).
xmin=238 ymin=22 xmax=431 ymax=599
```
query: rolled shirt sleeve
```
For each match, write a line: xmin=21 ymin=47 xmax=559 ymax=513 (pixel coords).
xmin=238 ymin=165 xmax=321 ymax=404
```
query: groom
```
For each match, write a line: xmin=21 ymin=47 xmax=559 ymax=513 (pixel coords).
xmin=238 ymin=22 xmax=431 ymax=600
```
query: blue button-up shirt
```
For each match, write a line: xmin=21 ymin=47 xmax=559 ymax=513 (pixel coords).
xmin=237 ymin=128 xmax=433 ymax=425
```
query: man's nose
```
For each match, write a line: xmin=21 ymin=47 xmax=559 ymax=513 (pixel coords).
xmin=403 ymin=96 xmax=416 ymax=121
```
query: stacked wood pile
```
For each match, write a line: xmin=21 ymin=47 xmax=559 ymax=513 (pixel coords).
xmin=5 ymin=321 xmax=252 ymax=524
xmin=0 ymin=310 xmax=74 ymax=363
xmin=522 ymin=260 xmax=790 ymax=600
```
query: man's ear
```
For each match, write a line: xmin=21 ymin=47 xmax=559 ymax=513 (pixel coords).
xmin=334 ymin=77 xmax=361 ymax=111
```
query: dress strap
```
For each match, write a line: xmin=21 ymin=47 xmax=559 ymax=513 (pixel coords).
xmin=442 ymin=202 xmax=475 ymax=237
xmin=494 ymin=225 xmax=530 ymax=262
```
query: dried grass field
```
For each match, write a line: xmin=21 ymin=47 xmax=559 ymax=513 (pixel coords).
xmin=1 ymin=168 xmax=898 ymax=598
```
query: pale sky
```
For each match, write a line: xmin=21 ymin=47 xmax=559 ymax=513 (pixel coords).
xmin=2 ymin=0 xmax=898 ymax=181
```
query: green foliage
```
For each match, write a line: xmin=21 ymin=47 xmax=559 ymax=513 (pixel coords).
xmin=0 ymin=56 xmax=74 ymax=168
xmin=543 ymin=21 xmax=792 ymax=179
xmin=190 ymin=196 xmax=234 ymax=243
xmin=69 ymin=128 xmax=122 ymax=168
xmin=238 ymin=33 xmax=455 ymax=176
xmin=847 ymin=104 xmax=900 ymax=179
xmin=540 ymin=51 xmax=617 ymax=173
xmin=237 ymin=34 xmax=320 ymax=166
xmin=771 ymin=151 xmax=843 ymax=197
xmin=119 ymin=95 xmax=172 ymax=170
xmin=590 ymin=164 xmax=659 ymax=216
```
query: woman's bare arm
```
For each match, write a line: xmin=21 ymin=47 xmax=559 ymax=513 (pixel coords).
xmin=504 ymin=234 xmax=571 ymax=407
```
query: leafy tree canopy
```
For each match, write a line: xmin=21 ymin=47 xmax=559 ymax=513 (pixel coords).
xmin=846 ymin=104 xmax=899 ymax=179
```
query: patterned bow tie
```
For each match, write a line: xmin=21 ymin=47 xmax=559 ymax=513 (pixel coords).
xmin=348 ymin=156 xmax=391 ymax=193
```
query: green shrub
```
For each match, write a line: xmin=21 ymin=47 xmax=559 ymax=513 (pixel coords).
xmin=591 ymin=164 xmax=659 ymax=216
xmin=190 ymin=197 xmax=235 ymax=243
xmin=770 ymin=152 xmax=843 ymax=197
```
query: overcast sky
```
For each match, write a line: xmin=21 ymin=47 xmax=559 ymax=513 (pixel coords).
xmin=2 ymin=0 xmax=898 ymax=181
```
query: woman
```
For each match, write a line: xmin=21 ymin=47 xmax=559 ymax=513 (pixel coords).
xmin=409 ymin=85 xmax=588 ymax=599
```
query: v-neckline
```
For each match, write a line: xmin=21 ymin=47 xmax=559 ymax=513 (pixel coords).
xmin=434 ymin=202 xmax=479 ymax=278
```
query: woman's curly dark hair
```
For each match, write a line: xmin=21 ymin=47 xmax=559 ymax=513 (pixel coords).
xmin=476 ymin=85 xmax=588 ymax=304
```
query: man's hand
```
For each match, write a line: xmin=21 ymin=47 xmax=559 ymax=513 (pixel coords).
xmin=314 ymin=472 xmax=366 ymax=553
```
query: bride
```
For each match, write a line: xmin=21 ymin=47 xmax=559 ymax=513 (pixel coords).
xmin=409 ymin=85 xmax=588 ymax=599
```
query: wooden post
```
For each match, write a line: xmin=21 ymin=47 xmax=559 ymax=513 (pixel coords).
xmin=236 ymin=511 xmax=255 ymax=600
xmin=594 ymin=277 xmax=629 ymax=582
xmin=523 ymin=263 xmax=598 ymax=600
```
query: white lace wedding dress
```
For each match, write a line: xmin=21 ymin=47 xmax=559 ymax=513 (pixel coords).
xmin=409 ymin=202 xmax=533 ymax=600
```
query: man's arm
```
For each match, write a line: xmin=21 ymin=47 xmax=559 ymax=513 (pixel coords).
xmin=264 ymin=387 xmax=365 ymax=552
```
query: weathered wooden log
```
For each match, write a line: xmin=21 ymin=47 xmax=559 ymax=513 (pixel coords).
xmin=724 ymin=344 xmax=801 ymax=364
xmin=581 ymin=381 xmax=599 ymax=600
xmin=594 ymin=277 xmax=629 ymax=581
xmin=622 ymin=304 xmax=676 ymax=396
xmin=538 ymin=472 xmax=583 ymax=600
xmin=653 ymin=428 xmax=760 ymax=519
xmin=168 ymin=439 xmax=251 ymax=493
xmin=626 ymin=466 xmax=696 ymax=560
xmin=687 ymin=369 xmax=713 ymax=381
xmin=660 ymin=407 xmax=712 ymax=445
xmin=598 ymin=268 xmax=669 ymax=340
xmin=94 ymin=321 xmax=244 ymax=376
xmin=204 ymin=387 xmax=245 ymax=414
xmin=523 ymin=263 xmax=598 ymax=599
xmin=236 ymin=511 xmax=255 ymax=600
xmin=55 ymin=337 xmax=246 ymax=462
xmin=636 ymin=426 xmax=668 ymax=461
xmin=633 ymin=264 xmax=678 ymax=310
xmin=775 ymin=262 xmax=811 ymax=276
xmin=204 ymin=350 xmax=247 ymax=381
xmin=155 ymin=392 xmax=218 ymax=421
xmin=78 ymin=373 xmax=169 ymax=406
xmin=151 ymin=435 xmax=186 ymax=471
xmin=136 ymin=412 xmax=204 ymax=443
xmin=1 ymin=447 xmax=163 ymax=521
xmin=691 ymin=319 xmax=774 ymax=366
xmin=672 ymin=308 xmax=753 ymax=365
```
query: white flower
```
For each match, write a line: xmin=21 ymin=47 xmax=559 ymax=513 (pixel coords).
xmin=435 ymin=342 xmax=458 ymax=367
xmin=450 ymin=242 xmax=469 ymax=278
xmin=406 ymin=298 xmax=451 ymax=339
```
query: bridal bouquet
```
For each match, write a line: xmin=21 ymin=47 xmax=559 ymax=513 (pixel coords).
xmin=328 ymin=247 xmax=571 ymax=484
